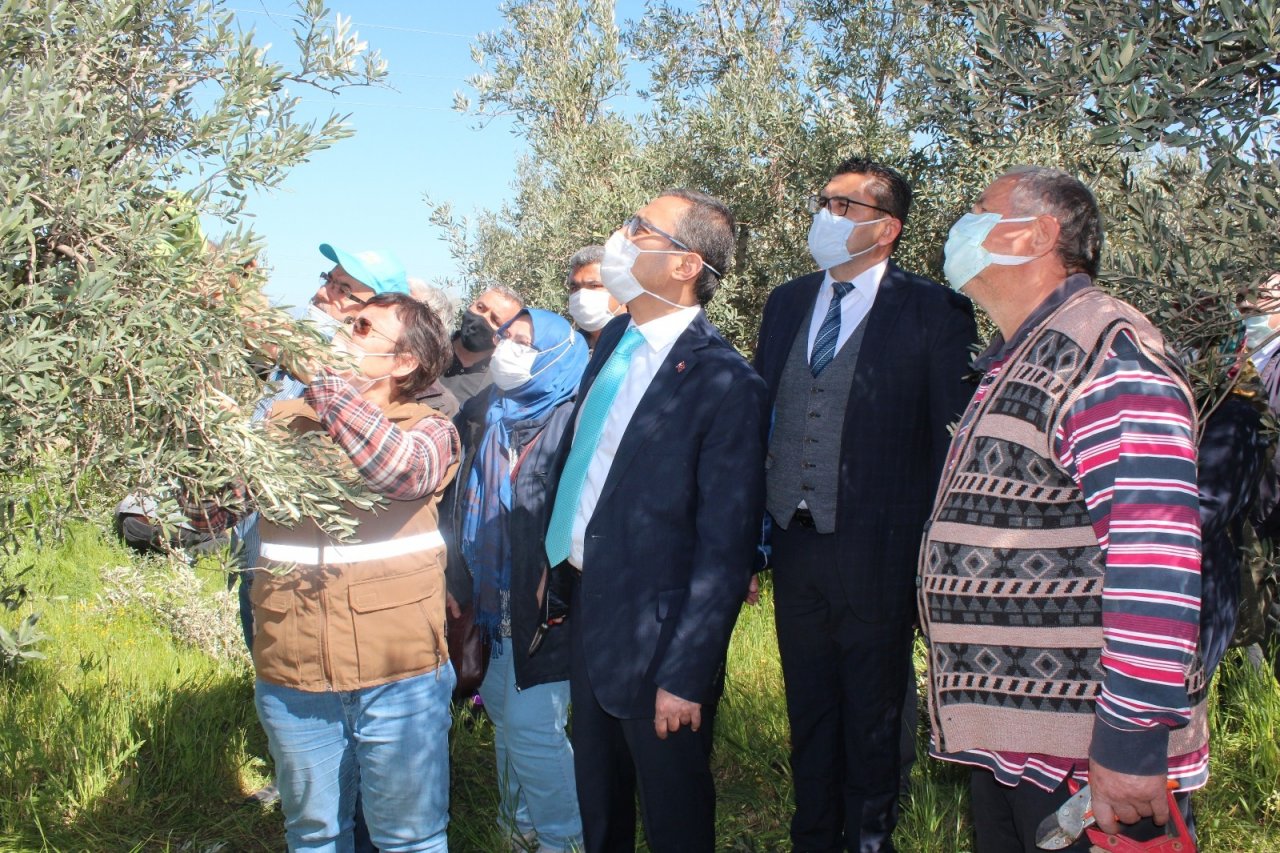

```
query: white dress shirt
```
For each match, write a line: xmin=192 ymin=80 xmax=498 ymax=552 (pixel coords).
xmin=568 ymin=305 xmax=702 ymax=568
xmin=804 ymin=260 xmax=888 ymax=360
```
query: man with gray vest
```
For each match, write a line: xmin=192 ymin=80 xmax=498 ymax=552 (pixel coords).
xmin=753 ymin=157 xmax=978 ymax=852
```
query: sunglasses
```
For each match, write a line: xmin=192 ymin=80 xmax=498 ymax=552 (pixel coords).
xmin=349 ymin=315 xmax=398 ymax=348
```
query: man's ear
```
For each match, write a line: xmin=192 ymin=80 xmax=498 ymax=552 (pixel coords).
xmin=878 ymin=217 xmax=903 ymax=247
xmin=1032 ymin=214 xmax=1061 ymax=255
xmin=672 ymin=252 xmax=703 ymax=284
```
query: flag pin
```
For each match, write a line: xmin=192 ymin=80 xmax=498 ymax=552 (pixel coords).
xmin=676 ymin=361 xmax=686 ymax=373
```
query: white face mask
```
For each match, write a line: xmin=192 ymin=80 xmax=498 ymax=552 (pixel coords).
xmin=331 ymin=335 xmax=396 ymax=392
xmin=568 ymin=288 xmax=618 ymax=332
xmin=489 ymin=333 xmax=574 ymax=392
xmin=807 ymin=208 xmax=887 ymax=271
xmin=489 ymin=339 xmax=538 ymax=391
xmin=1243 ymin=314 xmax=1280 ymax=351
xmin=306 ymin=304 xmax=345 ymax=341
xmin=600 ymin=231 xmax=693 ymax=309
xmin=942 ymin=212 xmax=1040 ymax=292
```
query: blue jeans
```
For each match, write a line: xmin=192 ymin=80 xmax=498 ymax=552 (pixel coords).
xmin=478 ymin=639 xmax=582 ymax=852
xmin=255 ymin=665 xmax=456 ymax=852
xmin=231 ymin=513 xmax=260 ymax=654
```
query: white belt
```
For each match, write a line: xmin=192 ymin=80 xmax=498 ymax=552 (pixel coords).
xmin=260 ymin=530 xmax=445 ymax=566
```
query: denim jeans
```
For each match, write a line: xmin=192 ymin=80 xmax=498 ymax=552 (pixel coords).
xmin=255 ymin=664 xmax=456 ymax=852
xmin=231 ymin=512 xmax=260 ymax=654
xmin=478 ymin=639 xmax=582 ymax=853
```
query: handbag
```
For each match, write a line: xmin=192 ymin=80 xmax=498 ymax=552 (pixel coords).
xmin=446 ymin=600 xmax=491 ymax=701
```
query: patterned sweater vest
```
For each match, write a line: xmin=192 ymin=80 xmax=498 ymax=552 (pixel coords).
xmin=918 ymin=286 xmax=1207 ymax=759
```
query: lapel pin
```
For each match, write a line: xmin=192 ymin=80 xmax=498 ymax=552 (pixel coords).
xmin=676 ymin=361 xmax=686 ymax=373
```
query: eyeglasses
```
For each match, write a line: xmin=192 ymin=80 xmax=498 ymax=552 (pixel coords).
xmin=349 ymin=315 xmax=397 ymax=347
xmin=621 ymin=216 xmax=723 ymax=278
xmin=807 ymin=195 xmax=892 ymax=218
xmin=623 ymin=216 xmax=693 ymax=252
xmin=320 ymin=270 xmax=369 ymax=305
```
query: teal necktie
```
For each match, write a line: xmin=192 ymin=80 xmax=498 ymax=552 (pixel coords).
xmin=545 ymin=325 xmax=646 ymax=566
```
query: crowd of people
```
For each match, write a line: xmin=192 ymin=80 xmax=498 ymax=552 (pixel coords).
xmin=207 ymin=158 xmax=1280 ymax=853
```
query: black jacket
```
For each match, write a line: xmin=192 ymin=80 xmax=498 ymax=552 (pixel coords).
xmin=442 ymin=389 xmax=576 ymax=690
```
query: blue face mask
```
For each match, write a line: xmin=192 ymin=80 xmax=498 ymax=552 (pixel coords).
xmin=943 ymin=212 xmax=1040 ymax=292
xmin=1243 ymin=314 xmax=1278 ymax=351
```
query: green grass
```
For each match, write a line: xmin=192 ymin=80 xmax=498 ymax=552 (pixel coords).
xmin=2 ymin=525 xmax=1279 ymax=851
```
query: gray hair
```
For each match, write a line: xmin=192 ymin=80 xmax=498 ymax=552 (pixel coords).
xmin=407 ymin=277 xmax=457 ymax=322
xmin=1003 ymin=166 xmax=1103 ymax=277
xmin=565 ymin=245 xmax=605 ymax=288
xmin=476 ymin=282 xmax=525 ymax=307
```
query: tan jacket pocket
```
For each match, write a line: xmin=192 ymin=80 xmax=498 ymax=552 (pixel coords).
xmin=349 ymin=570 xmax=441 ymax=684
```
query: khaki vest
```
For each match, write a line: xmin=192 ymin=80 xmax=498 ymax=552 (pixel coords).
xmin=251 ymin=397 xmax=458 ymax=693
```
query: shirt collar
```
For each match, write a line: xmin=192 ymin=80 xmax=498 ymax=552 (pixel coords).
xmin=823 ymin=259 xmax=888 ymax=300
xmin=974 ymin=273 xmax=1094 ymax=371
xmin=632 ymin=304 xmax=702 ymax=352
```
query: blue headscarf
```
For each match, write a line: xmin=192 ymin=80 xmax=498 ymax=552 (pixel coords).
xmin=461 ymin=308 xmax=589 ymax=644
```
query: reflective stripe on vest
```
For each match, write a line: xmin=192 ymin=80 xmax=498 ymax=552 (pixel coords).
xmin=259 ymin=529 xmax=446 ymax=566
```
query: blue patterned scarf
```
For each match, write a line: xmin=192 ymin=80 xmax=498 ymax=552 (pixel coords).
xmin=460 ymin=308 xmax=588 ymax=644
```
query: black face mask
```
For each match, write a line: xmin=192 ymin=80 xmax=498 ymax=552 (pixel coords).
xmin=458 ymin=309 xmax=496 ymax=354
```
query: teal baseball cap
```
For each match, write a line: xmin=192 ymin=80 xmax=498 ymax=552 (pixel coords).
xmin=319 ymin=244 xmax=410 ymax=295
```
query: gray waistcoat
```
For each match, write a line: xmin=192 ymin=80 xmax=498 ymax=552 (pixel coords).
xmin=766 ymin=303 xmax=868 ymax=533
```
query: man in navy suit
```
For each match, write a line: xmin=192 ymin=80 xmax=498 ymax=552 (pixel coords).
xmin=544 ymin=188 xmax=769 ymax=852
xmin=753 ymin=158 xmax=978 ymax=852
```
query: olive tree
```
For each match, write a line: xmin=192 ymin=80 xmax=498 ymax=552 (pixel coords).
xmin=0 ymin=0 xmax=388 ymax=563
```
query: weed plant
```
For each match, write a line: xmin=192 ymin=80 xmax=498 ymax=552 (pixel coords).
xmin=1 ymin=525 xmax=1278 ymax=850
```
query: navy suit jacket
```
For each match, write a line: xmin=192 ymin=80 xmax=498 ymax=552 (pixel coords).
xmin=552 ymin=311 xmax=769 ymax=719
xmin=754 ymin=261 xmax=978 ymax=621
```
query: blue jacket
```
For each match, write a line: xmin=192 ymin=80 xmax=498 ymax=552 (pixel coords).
xmin=548 ymin=311 xmax=769 ymax=719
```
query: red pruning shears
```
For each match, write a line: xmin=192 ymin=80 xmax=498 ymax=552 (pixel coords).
xmin=1035 ymin=778 xmax=1195 ymax=852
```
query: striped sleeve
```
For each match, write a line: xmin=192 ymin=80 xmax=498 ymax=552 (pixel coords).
xmin=306 ymin=373 xmax=460 ymax=500
xmin=1053 ymin=330 xmax=1201 ymax=777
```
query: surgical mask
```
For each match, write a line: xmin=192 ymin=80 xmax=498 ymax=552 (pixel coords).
xmin=332 ymin=336 xmax=396 ymax=392
xmin=599 ymin=231 xmax=690 ymax=309
xmin=1243 ymin=314 xmax=1279 ymax=351
xmin=489 ymin=334 xmax=574 ymax=391
xmin=305 ymin=304 xmax=344 ymax=341
xmin=458 ymin=309 xmax=496 ymax=353
xmin=568 ymin=288 xmax=618 ymax=332
xmin=807 ymin=208 xmax=887 ymax=271
xmin=943 ymin=212 xmax=1039 ymax=292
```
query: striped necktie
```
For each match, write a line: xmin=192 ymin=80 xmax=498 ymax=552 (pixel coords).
xmin=810 ymin=280 xmax=855 ymax=377
xmin=545 ymin=325 xmax=646 ymax=567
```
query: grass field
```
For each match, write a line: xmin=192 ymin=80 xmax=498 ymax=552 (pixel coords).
xmin=2 ymin=523 xmax=1278 ymax=851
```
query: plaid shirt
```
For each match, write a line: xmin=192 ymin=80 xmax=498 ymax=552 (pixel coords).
xmin=305 ymin=373 xmax=460 ymax=500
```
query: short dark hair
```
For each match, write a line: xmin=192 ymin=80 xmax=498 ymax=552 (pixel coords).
xmin=366 ymin=292 xmax=450 ymax=397
xmin=658 ymin=188 xmax=735 ymax=305
xmin=565 ymin=245 xmax=605 ymax=288
xmin=831 ymin=156 xmax=912 ymax=224
xmin=1003 ymin=166 xmax=1103 ymax=277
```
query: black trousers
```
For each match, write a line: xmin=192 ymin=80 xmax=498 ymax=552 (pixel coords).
xmin=969 ymin=769 xmax=1189 ymax=853
xmin=569 ymin=622 xmax=721 ymax=852
xmin=772 ymin=520 xmax=914 ymax=853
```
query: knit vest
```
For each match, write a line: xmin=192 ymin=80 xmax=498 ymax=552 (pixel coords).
xmin=252 ymin=397 xmax=458 ymax=693
xmin=766 ymin=304 xmax=868 ymax=532
xmin=918 ymin=286 xmax=1207 ymax=759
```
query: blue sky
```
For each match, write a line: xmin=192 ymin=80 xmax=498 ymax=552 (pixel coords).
xmin=220 ymin=2 xmax=522 ymax=310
